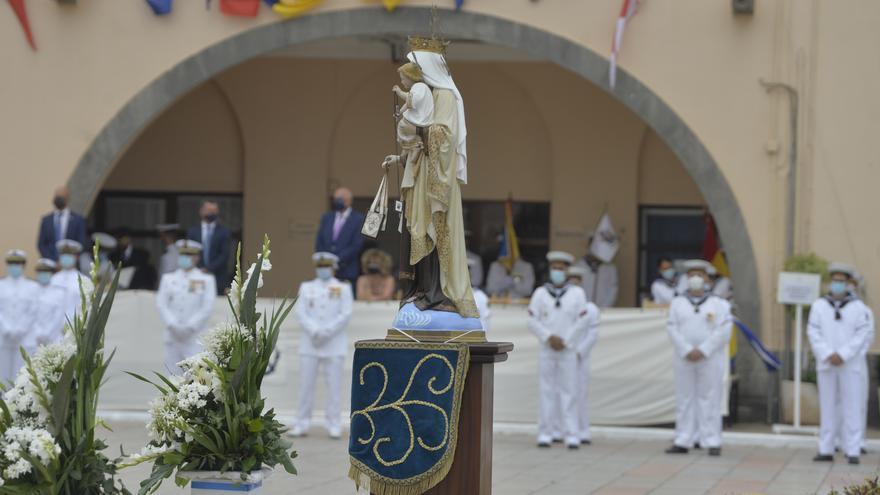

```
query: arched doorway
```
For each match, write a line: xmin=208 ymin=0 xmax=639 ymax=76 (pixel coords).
xmin=68 ymin=6 xmax=759 ymax=334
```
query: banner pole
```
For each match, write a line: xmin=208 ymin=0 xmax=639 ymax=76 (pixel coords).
xmin=793 ymin=304 xmax=803 ymax=429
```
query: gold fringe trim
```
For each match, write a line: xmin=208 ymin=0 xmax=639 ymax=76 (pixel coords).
xmin=348 ymin=342 xmax=470 ymax=495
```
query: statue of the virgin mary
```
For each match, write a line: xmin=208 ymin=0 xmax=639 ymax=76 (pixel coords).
xmin=381 ymin=35 xmax=483 ymax=341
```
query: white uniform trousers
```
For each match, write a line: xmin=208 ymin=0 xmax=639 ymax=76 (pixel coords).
xmin=164 ymin=332 xmax=202 ymax=373
xmin=0 ymin=338 xmax=23 ymax=385
xmin=673 ymin=355 xmax=725 ymax=449
xmin=576 ymin=356 xmax=592 ymax=442
xmin=818 ymin=364 xmax=863 ymax=457
xmin=538 ymin=349 xmax=579 ymax=445
xmin=295 ymin=355 xmax=344 ymax=434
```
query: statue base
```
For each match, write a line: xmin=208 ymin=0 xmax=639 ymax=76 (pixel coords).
xmin=387 ymin=302 xmax=487 ymax=343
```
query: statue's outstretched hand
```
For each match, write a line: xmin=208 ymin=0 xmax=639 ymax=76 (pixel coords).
xmin=382 ymin=155 xmax=400 ymax=170
xmin=392 ymin=85 xmax=407 ymax=101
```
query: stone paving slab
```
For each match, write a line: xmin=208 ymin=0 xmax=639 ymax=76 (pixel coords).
xmin=105 ymin=422 xmax=880 ymax=494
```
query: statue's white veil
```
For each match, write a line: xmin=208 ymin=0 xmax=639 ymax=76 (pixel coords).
xmin=407 ymin=50 xmax=468 ymax=183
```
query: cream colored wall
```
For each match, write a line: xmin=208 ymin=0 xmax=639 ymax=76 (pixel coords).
xmin=105 ymin=57 xmax=699 ymax=303
xmin=103 ymin=81 xmax=244 ymax=192
xmin=5 ymin=1 xmax=879 ymax=348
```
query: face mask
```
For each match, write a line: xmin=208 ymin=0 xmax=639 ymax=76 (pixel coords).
xmin=7 ymin=264 xmax=24 ymax=279
xmin=704 ymin=282 xmax=714 ymax=292
xmin=688 ymin=275 xmax=704 ymax=292
xmin=98 ymin=252 xmax=109 ymax=262
xmin=53 ymin=196 xmax=66 ymax=210
xmin=178 ymin=256 xmax=194 ymax=270
xmin=661 ymin=268 xmax=676 ymax=281
xmin=367 ymin=264 xmax=380 ymax=274
xmin=203 ymin=214 xmax=218 ymax=223
xmin=59 ymin=254 xmax=77 ymax=269
xmin=549 ymin=269 xmax=567 ymax=286
xmin=848 ymin=283 xmax=857 ymax=295
xmin=830 ymin=281 xmax=848 ymax=297
xmin=332 ymin=198 xmax=346 ymax=212
xmin=316 ymin=267 xmax=333 ymax=281
xmin=36 ymin=271 xmax=52 ymax=286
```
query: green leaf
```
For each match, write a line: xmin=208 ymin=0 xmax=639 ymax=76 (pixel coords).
xmin=51 ymin=356 xmax=76 ymax=436
xmin=246 ymin=419 xmax=264 ymax=433
xmin=124 ymin=371 xmax=168 ymax=395
xmin=152 ymin=371 xmax=180 ymax=393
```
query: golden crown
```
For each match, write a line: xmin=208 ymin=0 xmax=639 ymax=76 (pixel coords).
xmin=408 ymin=35 xmax=448 ymax=54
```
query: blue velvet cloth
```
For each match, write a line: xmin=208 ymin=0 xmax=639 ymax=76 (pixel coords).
xmin=349 ymin=342 xmax=469 ymax=483
xmin=392 ymin=302 xmax=483 ymax=331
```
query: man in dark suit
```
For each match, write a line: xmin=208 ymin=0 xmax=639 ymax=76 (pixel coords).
xmin=186 ymin=200 xmax=231 ymax=295
xmin=37 ymin=186 xmax=89 ymax=261
xmin=315 ymin=187 xmax=365 ymax=290
xmin=111 ymin=227 xmax=157 ymax=290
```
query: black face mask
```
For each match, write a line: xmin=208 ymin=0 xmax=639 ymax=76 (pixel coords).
xmin=204 ymin=214 xmax=218 ymax=223
xmin=367 ymin=265 xmax=381 ymax=274
xmin=332 ymin=199 xmax=346 ymax=212
xmin=53 ymin=196 xmax=66 ymax=210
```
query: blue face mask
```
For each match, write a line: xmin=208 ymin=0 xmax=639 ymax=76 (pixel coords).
xmin=178 ymin=255 xmax=194 ymax=270
xmin=830 ymin=281 xmax=848 ymax=296
xmin=332 ymin=199 xmax=346 ymax=212
xmin=59 ymin=254 xmax=77 ymax=269
xmin=36 ymin=271 xmax=52 ymax=286
xmin=661 ymin=268 xmax=676 ymax=281
xmin=316 ymin=267 xmax=334 ymax=281
xmin=549 ymin=269 xmax=567 ymax=286
xmin=7 ymin=264 xmax=24 ymax=279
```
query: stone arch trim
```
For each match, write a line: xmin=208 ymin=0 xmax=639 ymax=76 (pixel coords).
xmin=69 ymin=6 xmax=760 ymax=329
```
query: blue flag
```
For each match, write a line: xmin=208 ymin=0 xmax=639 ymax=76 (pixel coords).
xmin=734 ymin=318 xmax=781 ymax=372
xmin=455 ymin=0 xmax=464 ymax=10
xmin=146 ymin=0 xmax=173 ymax=15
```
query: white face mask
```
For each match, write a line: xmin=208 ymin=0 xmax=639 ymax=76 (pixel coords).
xmin=316 ymin=267 xmax=334 ymax=281
xmin=688 ymin=275 xmax=705 ymax=292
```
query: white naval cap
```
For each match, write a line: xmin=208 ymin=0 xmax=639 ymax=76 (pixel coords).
xmin=91 ymin=232 xmax=117 ymax=250
xmin=567 ymin=265 xmax=588 ymax=279
xmin=175 ymin=239 xmax=203 ymax=255
xmin=682 ymin=259 xmax=713 ymax=274
xmin=828 ymin=262 xmax=856 ymax=279
xmin=56 ymin=239 xmax=83 ymax=254
xmin=706 ymin=264 xmax=718 ymax=276
xmin=156 ymin=223 xmax=180 ymax=232
xmin=546 ymin=250 xmax=575 ymax=265
xmin=312 ymin=251 xmax=339 ymax=268
xmin=35 ymin=258 xmax=57 ymax=271
xmin=5 ymin=249 xmax=27 ymax=264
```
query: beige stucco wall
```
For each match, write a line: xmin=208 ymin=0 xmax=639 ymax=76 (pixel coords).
xmin=102 ymin=57 xmax=700 ymax=307
xmin=3 ymin=1 xmax=879 ymax=349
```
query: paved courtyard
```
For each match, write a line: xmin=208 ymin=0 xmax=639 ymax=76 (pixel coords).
xmin=108 ymin=422 xmax=880 ymax=494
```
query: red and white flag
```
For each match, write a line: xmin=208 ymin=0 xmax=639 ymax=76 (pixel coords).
xmin=609 ymin=0 xmax=640 ymax=89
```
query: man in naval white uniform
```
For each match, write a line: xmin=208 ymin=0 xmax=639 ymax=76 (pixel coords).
xmin=291 ymin=252 xmax=353 ymax=439
xmin=50 ymin=240 xmax=93 ymax=328
xmin=28 ymin=258 xmax=66 ymax=353
xmin=664 ymin=259 xmax=732 ymax=457
xmin=651 ymin=257 xmax=678 ymax=305
xmin=808 ymin=262 xmax=874 ymax=465
xmin=155 ymin=240 xmax=216 ymax=372
xmin=468 ymin=257 xmax=491 ymax=332
xmin=573 ymin=250 xmax=618 ymax=308
xmin=567 ymin=265 xmax=600 ymax=445
xmin=0 ymin=250 xmax=40 ymax=384
xmin=528 ymin=251 xmax=589 ymax=449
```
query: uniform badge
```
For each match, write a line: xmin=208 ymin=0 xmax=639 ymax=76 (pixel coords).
xmin=706 ymin=312 xmax=715 ymax=323
xmin=189 ymin=280 xmax=205 ymax=293
xmin=329 ymin=286 xmax=341 ymax=298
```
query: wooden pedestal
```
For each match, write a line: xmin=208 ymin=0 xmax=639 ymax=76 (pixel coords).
xmin=423 ymin=341 xmax=513 ymax=495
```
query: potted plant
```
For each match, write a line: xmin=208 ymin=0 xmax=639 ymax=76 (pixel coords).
xmin=0 ymin=246 xmax=130 ymax=494
xmin=120 ymin=236 xmax=297 ymax=494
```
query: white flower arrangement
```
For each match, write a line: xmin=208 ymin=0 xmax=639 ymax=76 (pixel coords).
xmin=122 ymin=236 xmax=297 ymax=494
xmin=0 ymin=241 xmax=130 ymax=493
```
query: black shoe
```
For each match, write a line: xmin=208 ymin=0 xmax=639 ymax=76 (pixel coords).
xmin=551 ymin=437 xmax=563 ymax=444
xmin=537 ymin=442 xmax=551 ymax=448
xmin=694 ymin=442 xmax=702 ymax=450
xmin=567 ymin=443 xmax=580 ymax=450
xmin=848 ymin=456 xmax=860 ymax=465
xmin=813 ymin=454 xmax=833 ymax=462
xmin=581 ymin=439 xmax=592 ymax=445
xmin=861 ymin=447 xmax=868 ymax=455
xmin=708 ymin=447 xmax=721 ymax=456
xmin=665 ymin=445 xmax=689 ymax=454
